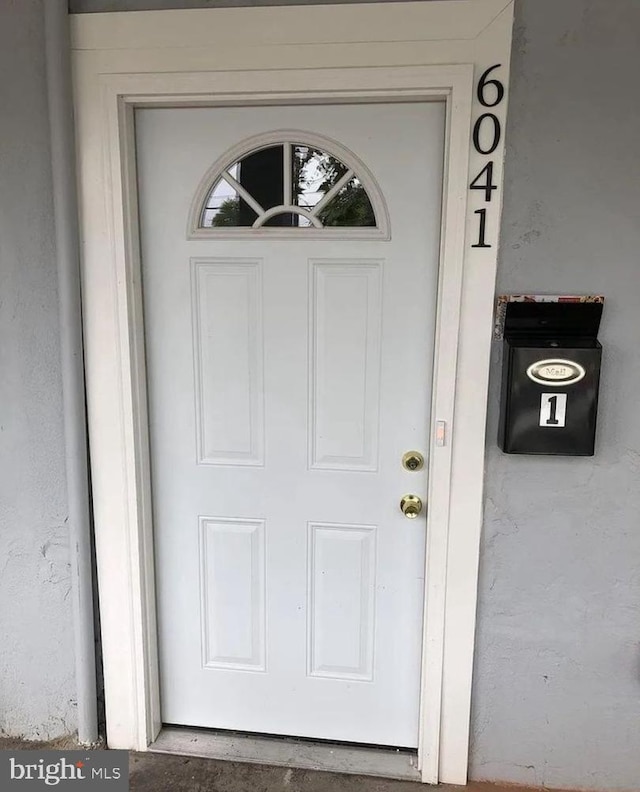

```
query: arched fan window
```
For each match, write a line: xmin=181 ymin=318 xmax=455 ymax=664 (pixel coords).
xmin=189 ymin=132 xmax=389 ymax=238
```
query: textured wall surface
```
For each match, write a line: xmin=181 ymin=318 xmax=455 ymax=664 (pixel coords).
xmin=0 ymin=0 xmax=76 ymax=740
xmin=470 ymin=1 xmax=640 ymax=790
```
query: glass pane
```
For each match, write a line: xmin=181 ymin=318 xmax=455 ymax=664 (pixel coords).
xmin=293 ymin=146 xmax=349 ymax=211
xmin=236 ymin=145 xmax=284 ymax=211
xmin=198 ymin=141 xmax=379 ymax=230
xmin=201 ymin=179 xmax=257 ymax=227
xmin=316 ymin=176 xmax=376 ymax=227
xmin=263 ymin=212 xmax=306 ymax=227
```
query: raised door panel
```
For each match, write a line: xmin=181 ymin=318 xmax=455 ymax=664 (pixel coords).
xmin=308 ymin=260 xmax=382 ymax=471
xmin=200 ymin=516 xmax=266 ymax=671
xmin=307 ymin=522 xmax=376 ymax=681
xmin=192 ymin=258 xmax=264 ymax=466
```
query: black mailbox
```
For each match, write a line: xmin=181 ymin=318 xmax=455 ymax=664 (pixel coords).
xmin=498 ymin=301 xmax=603 ymax=455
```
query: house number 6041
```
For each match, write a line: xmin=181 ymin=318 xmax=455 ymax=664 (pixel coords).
xmin=470 ymin=64 xmax=505 ymax=249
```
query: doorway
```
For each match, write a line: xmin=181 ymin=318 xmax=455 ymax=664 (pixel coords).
xmin=136 ymin=102 xmax=444 ymax=747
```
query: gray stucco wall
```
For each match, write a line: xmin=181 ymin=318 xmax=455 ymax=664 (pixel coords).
xmin=471 ymin=1 xmax=640 ymax=790
xmin=0 ymin=0 xmax=77 ymax=740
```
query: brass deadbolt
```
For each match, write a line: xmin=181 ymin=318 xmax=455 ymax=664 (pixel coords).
xmin=402 ymin=451 xmax=425 ymax=471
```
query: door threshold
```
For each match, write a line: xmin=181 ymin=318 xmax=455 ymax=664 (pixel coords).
xmin=150 ymin=726 xmax=421 ymax=781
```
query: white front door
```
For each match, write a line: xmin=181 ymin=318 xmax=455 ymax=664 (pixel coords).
xmin=137 ymin=102 xmax=444 ymax=748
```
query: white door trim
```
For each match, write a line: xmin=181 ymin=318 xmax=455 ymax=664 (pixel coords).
xmin=71 ymin=2 xmax=514 ymax=784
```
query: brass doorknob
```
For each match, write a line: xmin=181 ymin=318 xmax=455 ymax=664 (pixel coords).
xmin=400 ymin=494 xmax=423 ymax=519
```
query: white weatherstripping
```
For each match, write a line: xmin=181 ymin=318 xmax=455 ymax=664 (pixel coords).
xmin=71 ymin=1 xmax=514 ymax=783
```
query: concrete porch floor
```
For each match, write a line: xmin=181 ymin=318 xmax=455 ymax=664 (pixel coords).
xmin=0 ymin=737 xmax=578 ymax=792
xmin=128 ymin=751 xmax=562 ymax=792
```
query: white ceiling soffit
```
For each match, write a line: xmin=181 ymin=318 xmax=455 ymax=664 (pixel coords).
xmin=70 ymin=0 xmax=465 ymax=12
xmin=71 ymin=0 xmax=510 ymax=47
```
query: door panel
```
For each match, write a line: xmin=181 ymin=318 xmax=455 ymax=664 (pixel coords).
xmin=308 ymin=521 xmax=376 ymax=680
xmin=309 ymin=259 xmax=382 ymax=470
xmin=200 ymin=516 xmax=266 ymax=671
xmin=192 ymin=259 xmax=264 ymax=466
xmin=137 ymin=102 xmax=445 ymax=747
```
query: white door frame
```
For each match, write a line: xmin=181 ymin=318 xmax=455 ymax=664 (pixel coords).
xmin=71 ymin=1 xmax=513 ymax=784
